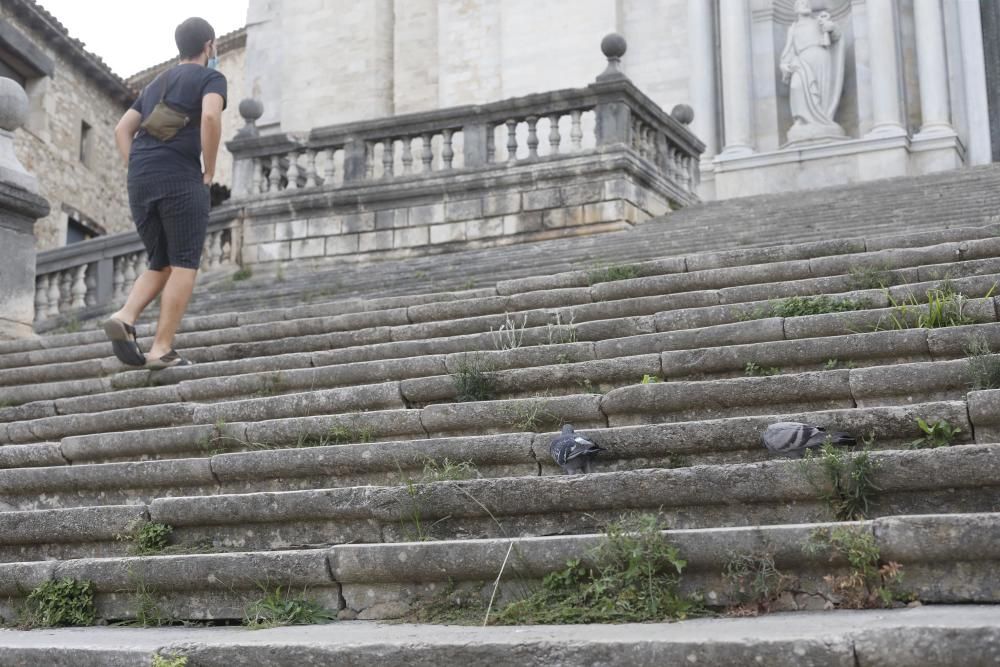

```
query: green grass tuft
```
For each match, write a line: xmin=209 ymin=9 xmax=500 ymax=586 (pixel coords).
xmin=243 ymin=585 xmax=335 ymax=629
xmin=20 ymin=578 xmax=96 ymax=628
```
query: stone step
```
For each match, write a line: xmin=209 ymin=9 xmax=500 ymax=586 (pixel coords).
xmin=3 ymin=260 xmax=997 ymax=411
xmin=8 ymin=229 xmax=998 ymax=373
xmin=2 ymin=337 xmax=993 ymax=447
xmin=1 ymin=605 xmax=998 ymax=666
xmin=0 ymin=512 xmax=996 ymax=622
xmin=1 ymin=444 xmax=996 ymax=564
xmin=0 ymin=401 xmax=972 ymax=510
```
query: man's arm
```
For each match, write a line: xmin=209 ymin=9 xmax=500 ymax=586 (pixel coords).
xmin=114 ymin=109 xmax=142 ymax=167
xmin=201 ymin=92 xmax=224 ymax=185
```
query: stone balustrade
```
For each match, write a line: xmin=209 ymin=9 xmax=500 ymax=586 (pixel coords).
xmin=33 ymin=210 xmax=241 ymax=330
xmin=226 ymin=35 xmax=704 ymax=266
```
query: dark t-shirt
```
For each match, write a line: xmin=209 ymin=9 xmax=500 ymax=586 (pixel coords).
xmin=128 ymin=63 xmax=227 ymax=181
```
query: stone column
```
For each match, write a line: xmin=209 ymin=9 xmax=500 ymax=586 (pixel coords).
xmin=956 ymin=0 xmax=991 ymax=164
xmin=913 ymin=0 xmax=955 ymax=136
xmin=0 ymin=78 xmax=50 ymax=339
xmin=688 ymin=0 xmax=719 ymax=157
xmin=983 ymin=0 xmax=1000 ymax=162
xmin=717 ymin=0 xmax=755 ymax=157
xmin=865 ymin=0 xmax=907 ymax=137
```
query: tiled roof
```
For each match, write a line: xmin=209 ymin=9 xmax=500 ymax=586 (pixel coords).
xmin=8 ymin=0 xmax=135 ymax=104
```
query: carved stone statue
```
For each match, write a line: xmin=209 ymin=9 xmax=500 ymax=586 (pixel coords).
xmin=780 ymin=0 xmax=847 ymax=146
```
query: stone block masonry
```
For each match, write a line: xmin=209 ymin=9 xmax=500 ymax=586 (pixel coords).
xmin=239 ymin=170 xmax=667 ymax=266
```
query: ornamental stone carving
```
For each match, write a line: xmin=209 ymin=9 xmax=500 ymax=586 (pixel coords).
xmin=780 ymin=0 xmax=847 ymax=146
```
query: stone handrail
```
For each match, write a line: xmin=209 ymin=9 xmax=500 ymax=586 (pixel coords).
xmin=33 ymin=209 xmax=241 ymax=327
xmin=228 ymin=78 xmax=704 ymax=202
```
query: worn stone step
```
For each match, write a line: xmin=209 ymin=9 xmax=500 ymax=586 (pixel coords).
xmin=6 ymin=232 xmax=998 ymax=380
xmin=0 ymin=401 xmax=973 ymax=510
xmin=2 ymin=444 xmax=995 ymax=563
xmin=0 ymin=513 xmax=996 ymax=626
xmin=0 ymin=606 xmax=999 ymax=667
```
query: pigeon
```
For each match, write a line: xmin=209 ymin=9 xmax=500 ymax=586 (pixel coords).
xmin=549 ymin=424 xmax=605 ymax=474
xmin=761 ymin=422 xmax=856 ymax=459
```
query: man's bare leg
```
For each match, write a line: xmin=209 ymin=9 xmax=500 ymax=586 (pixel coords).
xmin=110 ymin=267 xmax=172 ymax=326
xmin=147 ymin=266 xmax=198 ymax=361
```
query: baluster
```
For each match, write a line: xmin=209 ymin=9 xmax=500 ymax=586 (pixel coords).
xmin=401 ymin=137 xmax=414 ymax=174
xmin=268 ymin=155 xmax=281 ymax=192
xmin=304 ymin=149 xmax=318 ymax=188
xmin=441 ymin=130 xmax=454 ymax=169
xmin=486 ymin=126 xmax=495 ymax=163
xmin=70 ymin=265 xmax=87 ymax=309
xmin=526 ymin=116 xmax=539 ymax=159
xmin=286 ymin=151 xmax=300 ymax=190
xmin=365 ymin=142 xmax=375 ymax=180
xmin=382 ymin=140 xmax=395 ymax=178
xmin=46 ymin=271 xmax=60 ymax=318
xmin=570 ymin=110 xmax=583 ymax=151
xmin=324 ymin=147 xmax=338 ymax=185
xmin=34 ymin=275 xmax=48 ymax=322
xmin=209 ymin=231 xmax=223 ymax=270
xmin=58 ymin=270 xmax=72 ymax=311
xmin=420 ymin=133 xmax=434 ymax=172
xmin=112 ymin=257 xmax=125 ymax=301
xmin=548 ymin=114 xmax=561 ymax=154
xmin=122 ymin=254 xmax=137 ymax=299
xmin=505 ymin=119 xmax=518 ymax=162
xmin=251 ymin=159 xmax=263 ymax=194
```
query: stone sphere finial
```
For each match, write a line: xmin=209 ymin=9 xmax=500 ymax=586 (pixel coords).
xmin=236 ymin=98 xmax=264 ymax=139
xmin=671 ymin=104 xmax=695 ymax=126
xmin=596 ymin=33 xmax=629 ymax=83
xmin=0 ymin=77 xmax=29 ymax=133
xmin=239 ymin=98 xmax=264 ymax=123
xmin=601 ymin=33 xmax=627 ymax=60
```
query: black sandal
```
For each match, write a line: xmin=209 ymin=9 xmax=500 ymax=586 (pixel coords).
xmin=102 ymin=318 xmax=146 ymax=367
xmin=145 ymin=349 xmax=192 ymax=370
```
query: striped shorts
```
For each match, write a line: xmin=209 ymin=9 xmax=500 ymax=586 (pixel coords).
xmin=127 ymin=176 xmax=211 ymax=270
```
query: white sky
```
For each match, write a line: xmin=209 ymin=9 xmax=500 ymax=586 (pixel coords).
xmin=35 ymin=0 xmax=249 ymax=79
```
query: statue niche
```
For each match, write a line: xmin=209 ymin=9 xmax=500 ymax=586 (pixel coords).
xmin=780 ymin=0 xmax=847 ymax=146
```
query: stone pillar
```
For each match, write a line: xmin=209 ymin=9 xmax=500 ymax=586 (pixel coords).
xmin=956 ymin=0 xmax=992 ymax=164
xmin=0 ymin=78 xmax=50 ymax=339
xmin=981 ymin=0 xmax=1000 ymax=162
xmin=865 ymin=0 xmax=907 ymax=137
xmin=912 ymin=0 xmax=955 ymax=136
xmin=717 ymin=0 xmax=755 ymax=157
xmin=687 ymin=0 xmax=719 ymax=158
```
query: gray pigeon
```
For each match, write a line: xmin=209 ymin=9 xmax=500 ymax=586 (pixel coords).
xmin=549 ymin=424 xmax=604 ymax=474
xmin=762 ymin=422 xmax=856 ymax=458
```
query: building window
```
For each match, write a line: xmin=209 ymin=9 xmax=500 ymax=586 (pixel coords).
xmin=79 ymin=120 xmax=93 ymax=166
xmin=66 ymin=217 xmax=97 ymax=244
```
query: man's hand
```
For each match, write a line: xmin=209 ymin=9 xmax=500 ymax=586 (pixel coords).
xmin=203 ymin=171 xmax=214 ymax=185
xmin=114 ymin=109 xmax=142 ymax=167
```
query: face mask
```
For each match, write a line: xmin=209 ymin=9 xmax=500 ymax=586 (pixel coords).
xmin=207 ymin=56 xmax=219 ymax=70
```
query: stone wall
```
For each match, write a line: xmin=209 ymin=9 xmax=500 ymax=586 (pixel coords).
xmin=3 ymin=9 xmax=131 ymax=251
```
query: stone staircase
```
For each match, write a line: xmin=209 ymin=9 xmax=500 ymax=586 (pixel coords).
xmin=2 ymin=169 xmax=1000 ymax=664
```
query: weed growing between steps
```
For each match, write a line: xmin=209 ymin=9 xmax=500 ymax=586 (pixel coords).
xmin=907 ymin=418 xmax=961 ymax=449
xmin=723 ymin=552 xmax=794 ymax=615
xmin=771 ymin=295 xmax=871 ymax=318
xmin=118 ymin=521 xmax=174 ymax=556
xmin=823 ymin=359 xmax=855 ymax=370
xmin=418 ymin=457 xmax=481 ymax=482
xmin=115 ymin=573 xmax=180 ymax=628
xmin=805 ymin=527 xmax=910 ymax=609
xmin=152 ymin=656 xmax=188 ymax=667
xmin=16 ymin=578 xmax=96 ymax=628
xmin=295 ymin=424 xmax=377 ymax=448
xmin=251 ymin=371 xmax=286 ymax=398
xmin=965 ymin=334 xmax=1000 ymax=390
xmin=744 ymin=361 xmax=781 ymax=377
xmin=453 ymin=356 xmax=499 ymax=402
xmin=545 ymin=312 xmax=578 ymax=345
xmin=641 ymin=374 xmax=661 ymax=384
xmin=243 ymin=585 xmax=335 ymax=629
xmin=491 ymin=314 xmax=528 ymax=350
xmin=803 ymin=440 xmax=881 ymax=521
xmin=588 ymin=264 xmax=642 ymax=285
xmin=231 ymin=267 xmax=253 ymax=282
xmin=493 ymin=514 xmax=704 ymax=624
xmin=848 ymin=265 xmax=898 ymax=291
xmin=506 ymin=402 xmax=560 ymax=432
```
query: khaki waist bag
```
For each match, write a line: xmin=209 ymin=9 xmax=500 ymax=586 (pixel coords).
xmin=140 ymin=69 xmax=190 ymax=142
